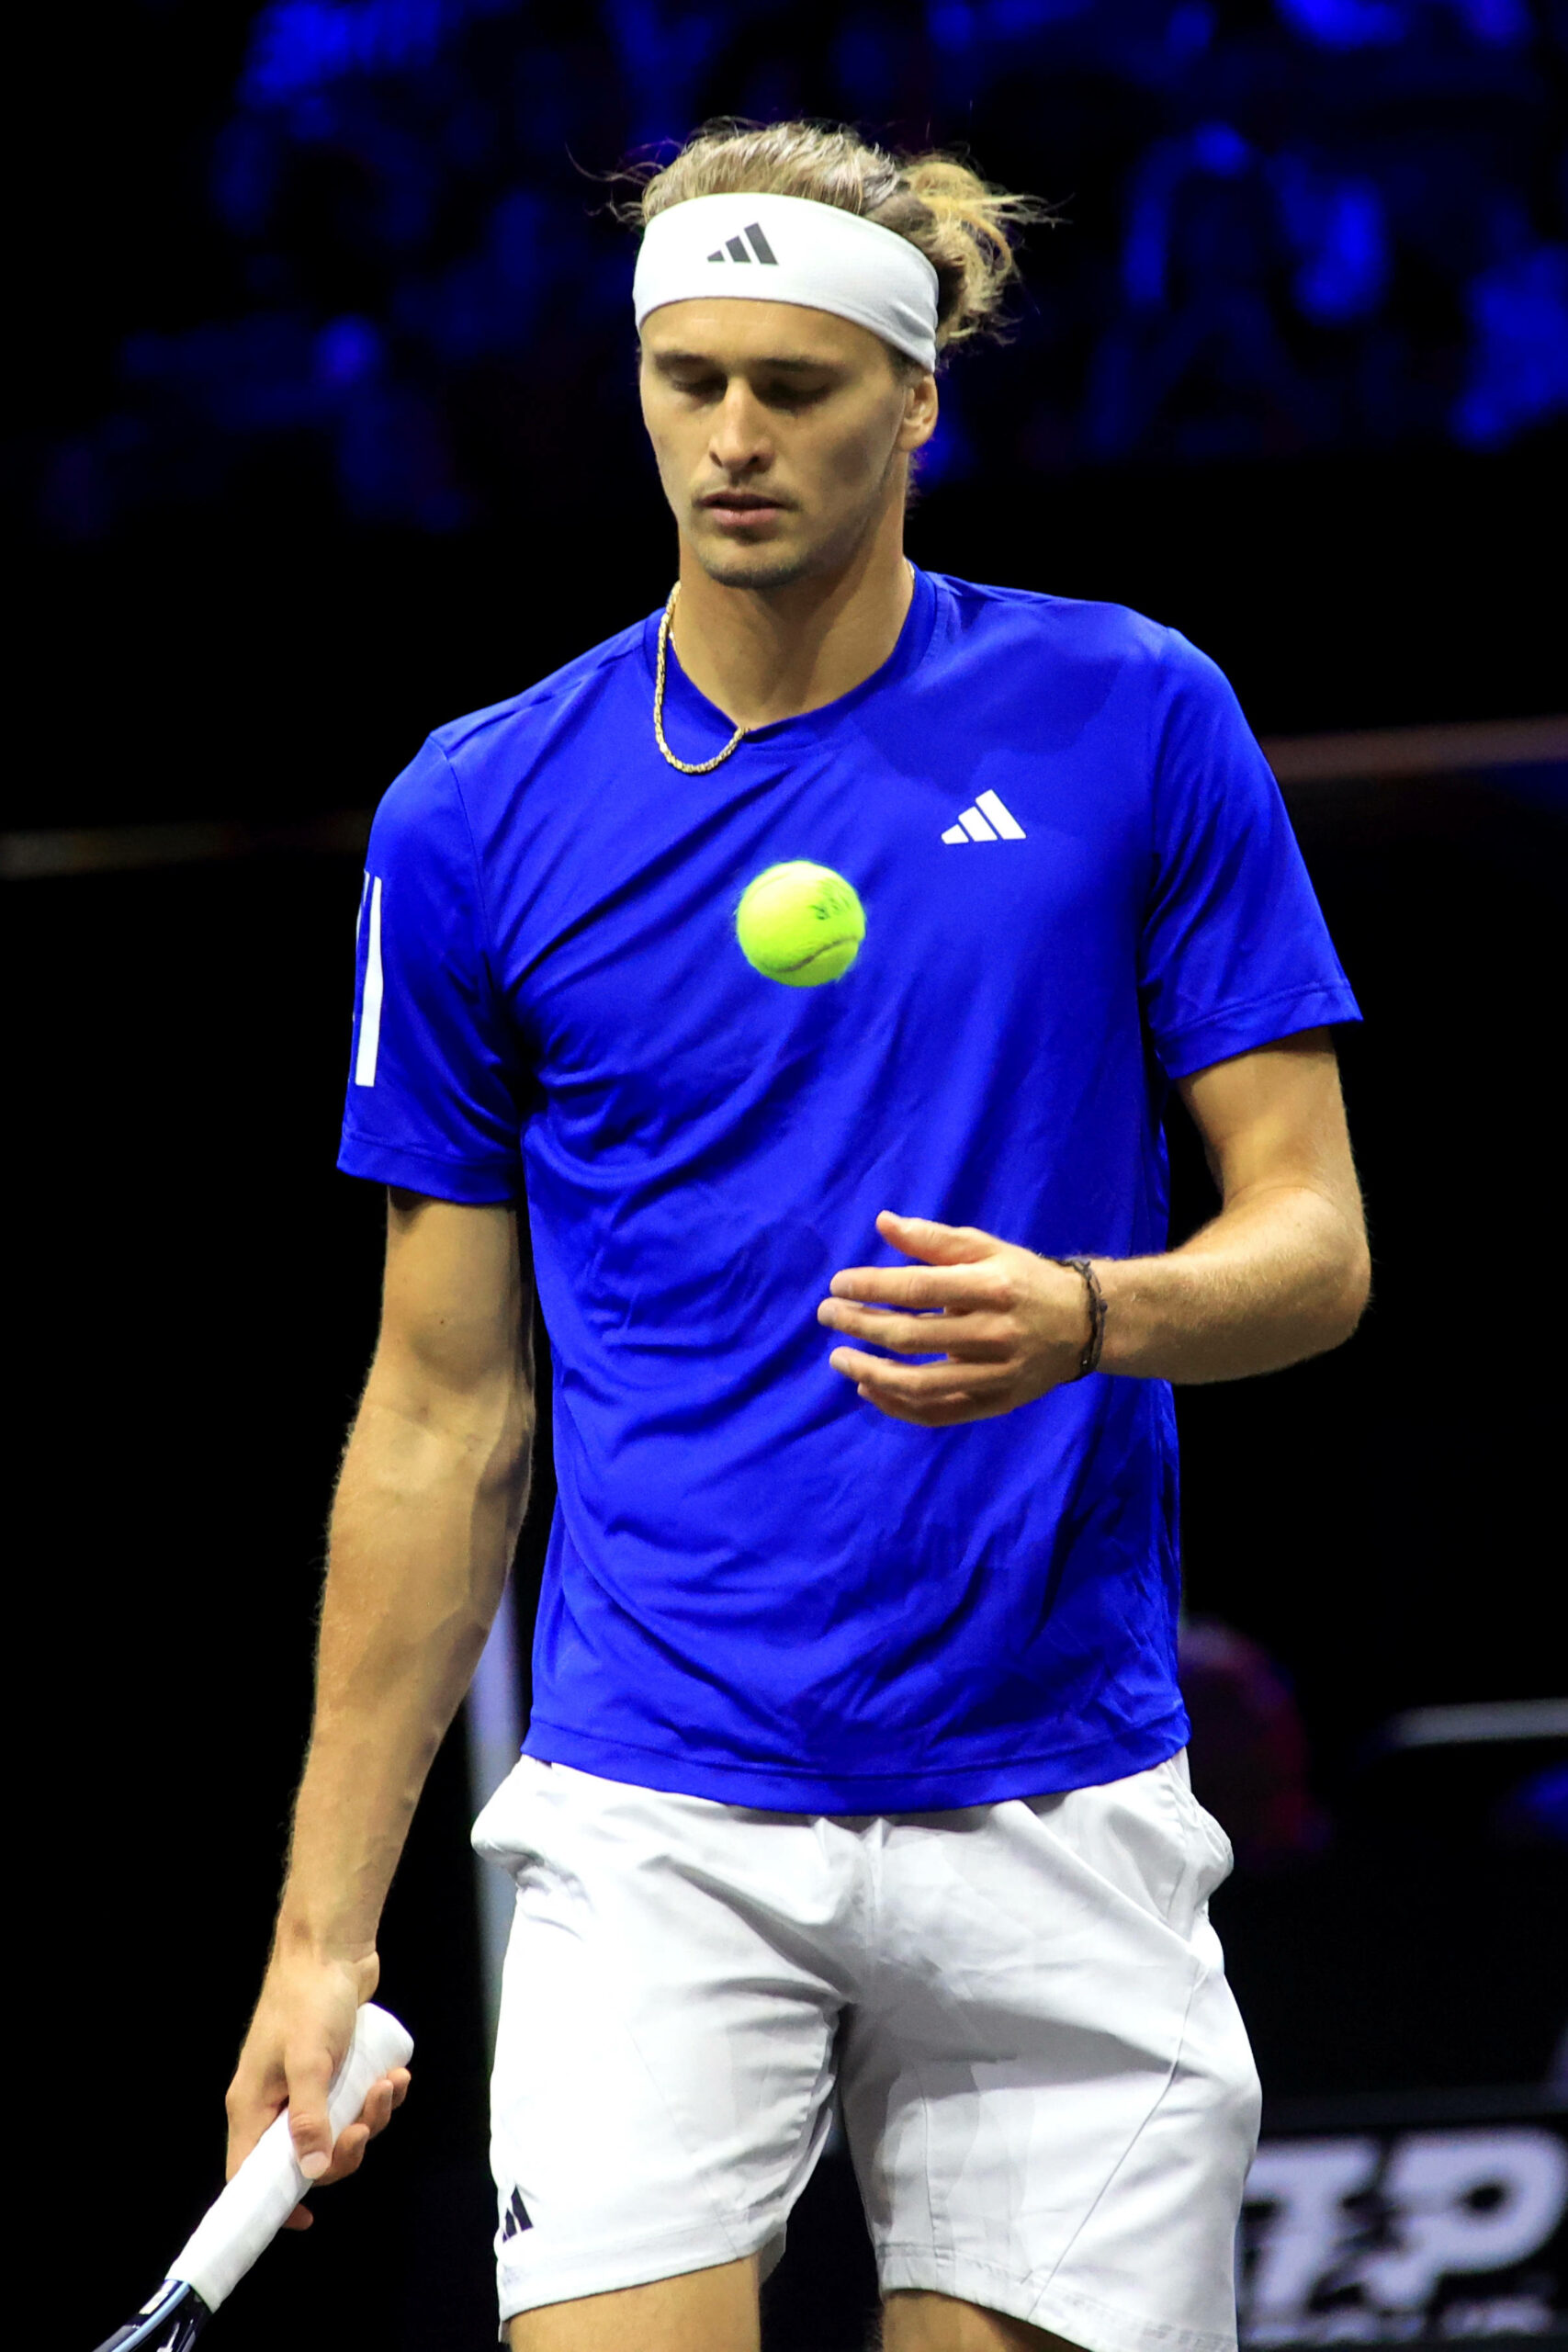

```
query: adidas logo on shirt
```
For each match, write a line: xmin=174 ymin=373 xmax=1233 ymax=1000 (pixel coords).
xmin=941 ymin=791 xmax=1027 ymax=844
xmin=706 ymin=222 xmax=780 ymax=266
xmin=502 ymin=2186 xmax=533 ymax=2242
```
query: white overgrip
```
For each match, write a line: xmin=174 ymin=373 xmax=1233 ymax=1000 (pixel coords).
xmin=168 ymin=2003 xmax=414 ymax=2312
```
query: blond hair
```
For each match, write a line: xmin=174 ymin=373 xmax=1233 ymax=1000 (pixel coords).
xmin=622 ymin=119 xmax=1057 ymax=364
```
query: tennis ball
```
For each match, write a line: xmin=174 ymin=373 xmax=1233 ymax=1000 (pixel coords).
xmin=735 ymin=861 xmax=866 ymax=987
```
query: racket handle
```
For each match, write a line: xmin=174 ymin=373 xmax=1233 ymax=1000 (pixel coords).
xmin=167 ymin=2002 xmax=413 ymax=2312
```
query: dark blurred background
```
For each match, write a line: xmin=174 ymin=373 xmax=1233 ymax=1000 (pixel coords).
xmin=11 ymin=3 xmax=1564 ymax=2347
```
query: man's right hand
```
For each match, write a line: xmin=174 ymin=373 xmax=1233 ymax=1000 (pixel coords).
xmin=224 ymin=1952 xmax=411 ymax=2231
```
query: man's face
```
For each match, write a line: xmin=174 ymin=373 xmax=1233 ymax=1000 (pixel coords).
xmin=638 ymin=300 xmax=938 ymax=591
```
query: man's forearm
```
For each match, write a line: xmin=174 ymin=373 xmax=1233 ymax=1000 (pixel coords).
xmin=1097 ymin=1182 xmax=1371 ymax=1384
xmin=274 ymin=1374 xmax=533 ymax=1960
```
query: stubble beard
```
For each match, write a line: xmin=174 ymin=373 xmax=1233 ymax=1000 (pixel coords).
xmin=694 ymin=547 xmax=818 ymax=593
xmin=690 ymin=485 xmax=890 ymax=597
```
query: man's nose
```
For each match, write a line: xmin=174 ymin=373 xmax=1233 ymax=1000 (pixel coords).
xmin=709 ymin=384 xmax=772 ymax=472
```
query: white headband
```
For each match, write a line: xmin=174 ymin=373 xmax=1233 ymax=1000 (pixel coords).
xmin=633 ymin=192 xmax=940 ymax=372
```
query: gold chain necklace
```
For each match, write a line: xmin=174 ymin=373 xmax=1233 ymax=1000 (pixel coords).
xmin=652 ymin=582 xmax=750 ymax=775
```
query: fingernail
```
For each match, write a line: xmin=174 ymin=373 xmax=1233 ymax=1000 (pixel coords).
xmin=300 ymin=2151 xmax=329 ymax=2180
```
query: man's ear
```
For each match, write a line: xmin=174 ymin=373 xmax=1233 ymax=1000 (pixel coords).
xmin=899 ymin=370 xmax=940 ymax=453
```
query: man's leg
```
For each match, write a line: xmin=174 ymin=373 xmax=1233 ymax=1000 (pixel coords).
xmin=842 ymin=1764 xmax=1258 ymax=2352
xmin=882 ymin=2290 xmax=1083 ymax=2350
xmin=507 ymin=2255 xmax=760 ymax=2352
xmin=478 ymin=1764 xmax=850 ymax=2344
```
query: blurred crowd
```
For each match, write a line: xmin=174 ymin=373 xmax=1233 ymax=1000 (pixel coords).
xmin=39 ymin=0 xmax=1568 ymax=542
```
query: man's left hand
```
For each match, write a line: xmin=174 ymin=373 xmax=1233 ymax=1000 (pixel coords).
xmin=818 ymin=1212 xmax=1091 ymax=1426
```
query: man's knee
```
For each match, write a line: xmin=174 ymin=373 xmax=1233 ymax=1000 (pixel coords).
xmin=505 ymin=2254 xmax=759 ymax=2352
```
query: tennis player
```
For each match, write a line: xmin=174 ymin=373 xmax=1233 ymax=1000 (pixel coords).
xmin=225 ymin=122 xmax=1371 ymax=2352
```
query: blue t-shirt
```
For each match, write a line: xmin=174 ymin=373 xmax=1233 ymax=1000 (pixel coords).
xmin=339 ymin=568 xmax=1359 ymax=1812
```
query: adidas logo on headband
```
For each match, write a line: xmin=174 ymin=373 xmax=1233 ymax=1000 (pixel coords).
xmin=706 ymin=222 xmax=779 ymax=266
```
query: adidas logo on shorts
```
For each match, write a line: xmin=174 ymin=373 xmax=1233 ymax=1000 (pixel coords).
xmin=942 ymin=791 xmax=1027 ymax=844
xmin=502 ymin=2185 xmax=533 ymax=2241
xmin=706 ymin=222 xmax=780 ymax=266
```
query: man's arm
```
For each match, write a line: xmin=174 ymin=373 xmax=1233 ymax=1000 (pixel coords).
xmin=225 ymin=1189 xmax=534 ymax=2205
xmin=818 ymin=1030 xmax=1370 ymax=1423
xmin=1098 ymin=1027 xmax=1369 ymax=1379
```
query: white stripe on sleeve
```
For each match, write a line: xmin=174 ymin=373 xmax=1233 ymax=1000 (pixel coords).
xmin=354 ymin=875 xmax=384 ymax=1088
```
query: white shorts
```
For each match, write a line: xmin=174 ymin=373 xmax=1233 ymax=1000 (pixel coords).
xmin=471 ymin=1751 xmax=1260 ymax=2352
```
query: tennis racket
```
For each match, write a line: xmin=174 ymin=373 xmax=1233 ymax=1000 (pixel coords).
xmin=91 ymin=2002 xmax=414 ymax=2351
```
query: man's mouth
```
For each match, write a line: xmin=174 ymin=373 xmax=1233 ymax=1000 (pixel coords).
xmin=700 ymin=492 xmax=788 ymax=527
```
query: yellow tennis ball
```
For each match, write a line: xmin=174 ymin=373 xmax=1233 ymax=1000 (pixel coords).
xmin=735 ymin=861 xmax=866 ymax=987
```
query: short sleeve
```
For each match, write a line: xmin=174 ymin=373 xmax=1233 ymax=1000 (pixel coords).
xmin=338 ymin=739 xmax=526 ymax=1202
xmin=1139 ymin=630 xmax=1361 ymax=1080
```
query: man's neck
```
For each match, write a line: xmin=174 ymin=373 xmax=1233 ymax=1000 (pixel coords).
xmin=670 ymin=506 xmax=914 ymax=732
